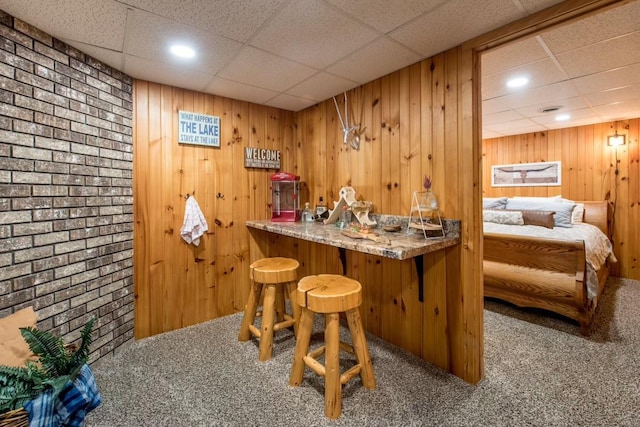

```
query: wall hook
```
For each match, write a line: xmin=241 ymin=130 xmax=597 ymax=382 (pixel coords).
xmin=185 ymin=190 xmax=195 ymax=200
xmin=216 ymin=192 xmax=225 ymax=200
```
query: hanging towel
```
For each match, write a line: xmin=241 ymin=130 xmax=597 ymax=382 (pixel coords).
xmin=180 ymin=196 xmax=208 ymax=246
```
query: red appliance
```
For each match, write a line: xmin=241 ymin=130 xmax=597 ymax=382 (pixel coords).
xmin=270 ymin=172 xmax=301 ymax=222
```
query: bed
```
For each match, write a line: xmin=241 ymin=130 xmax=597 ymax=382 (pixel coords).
xmin=482 ymin=200 xmax=616 ymax=335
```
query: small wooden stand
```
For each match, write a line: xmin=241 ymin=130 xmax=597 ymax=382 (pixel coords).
xmin=407 ymin=191 xmax=445 ymax=239
xmin=324 ymin=187 xmax=377 ymax=227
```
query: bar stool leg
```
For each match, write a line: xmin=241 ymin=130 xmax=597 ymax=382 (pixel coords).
xmin=289 ymin=308 xmax=314 ymax=386
xmin=275 ymin=285 xmax=285 ymax=323
xmin=259 ymin=284 xmax=277 ymax=361
xmin=325 ymin=312 xmax=341 ymax=420
xmin=346 ymin=308 xmax=376 ymax=389
xmin=286 ymin=281 xmax=300 ymax=336
xmin=238 ymin=281 xmax=262 ymax=341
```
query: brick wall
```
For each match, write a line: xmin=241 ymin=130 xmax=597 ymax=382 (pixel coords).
xmin=0 ymin=10 xmax=134 ymax=360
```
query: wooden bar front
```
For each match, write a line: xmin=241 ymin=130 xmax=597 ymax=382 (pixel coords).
xmin=246 ymin=220 xmax=460 ymax=372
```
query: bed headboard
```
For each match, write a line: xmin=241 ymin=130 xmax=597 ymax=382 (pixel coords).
xmin=579 ymin=201 xmax=610 ymax=236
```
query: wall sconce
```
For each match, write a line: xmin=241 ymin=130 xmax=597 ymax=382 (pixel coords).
xmin=608 ymin=133 xmax=626 ymax=147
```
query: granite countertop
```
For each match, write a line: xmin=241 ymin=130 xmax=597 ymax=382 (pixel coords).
xmin=245 ymin=215 xmax=460 ymax=260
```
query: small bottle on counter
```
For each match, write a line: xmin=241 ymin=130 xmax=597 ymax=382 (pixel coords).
xmin=338 ymin=205 xmax=351 ymax=229
xmin=302 ymin=202 xmax=314 ymax=222
xmin=315 ymin=196 xmax=327 ymax=216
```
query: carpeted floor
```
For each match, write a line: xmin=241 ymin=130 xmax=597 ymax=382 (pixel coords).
xmin=86 ymin=277 xmax=640 ymax=427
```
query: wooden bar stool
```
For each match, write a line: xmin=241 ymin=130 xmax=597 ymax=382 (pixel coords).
xmin=289 ymin=274 xmax=376 ymax=419
xmin=238 ymin=257 xmax=300 ymax=361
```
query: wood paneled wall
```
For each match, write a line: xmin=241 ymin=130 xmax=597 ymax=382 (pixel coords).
xmin=292 ymin=48 xmax=483 ymax=384
xmin=482 ymin=118 xmax=639 ymax=279
xmin=133 ymin=44 xmax=484 ymax=384
xmin=133 ymin=81 xmax=296 ymax=339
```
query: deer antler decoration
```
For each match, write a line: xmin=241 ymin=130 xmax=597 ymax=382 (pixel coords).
xmin=333 ymin=92 xmax=360 ymax=150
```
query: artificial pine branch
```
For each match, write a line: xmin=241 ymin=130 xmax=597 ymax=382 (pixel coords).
xmin=19 ymin=327 xmax=67 ymax=377
xmin=0 ymin=317 xmax=97 ymax=414
xmin=68 ymin=318 xmax=95 ymax=370
xmin=0 ymin=363 xmax=47 ymax=412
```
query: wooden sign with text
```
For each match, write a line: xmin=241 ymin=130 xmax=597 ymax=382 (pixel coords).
xmin=244 ymin=147 xmax=281 ymax=169
xmin=178 ymin=110 xmax=220 ymax=147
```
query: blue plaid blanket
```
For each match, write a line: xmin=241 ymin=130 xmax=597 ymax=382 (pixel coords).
xmin=24 ymin=364 xmax=102 ymax=427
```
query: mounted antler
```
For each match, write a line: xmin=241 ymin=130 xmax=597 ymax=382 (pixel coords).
xmin=333 ymin=92 xmax=360 ymax=150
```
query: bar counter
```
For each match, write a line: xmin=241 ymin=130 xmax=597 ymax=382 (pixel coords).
xmin=246 ymin=215 xmax=462 ymax=373
xmin=245 ymin=215 xmax=460 ymax=260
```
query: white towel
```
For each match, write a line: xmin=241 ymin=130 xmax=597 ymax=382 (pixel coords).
xmin=180 ymin=196 xmax=208 ymax=246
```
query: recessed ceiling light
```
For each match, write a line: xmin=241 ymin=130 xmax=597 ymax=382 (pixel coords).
xmin=170 ymin=45 xmax=195 ymax=59
xmin=506 ymin=77 xmax=528 ymax=88
xmin=555 ymin=114 xmax=570 ymax=121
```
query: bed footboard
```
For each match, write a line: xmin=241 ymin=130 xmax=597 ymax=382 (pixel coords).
xmin=483 ymin=232 xmax=592 ymax=333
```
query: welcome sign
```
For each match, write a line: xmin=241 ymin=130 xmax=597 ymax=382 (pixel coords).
xmin=244 ymin=147 xmax=281 ymax=169
xmin=178 ymin=110 xmax=220 ymax=147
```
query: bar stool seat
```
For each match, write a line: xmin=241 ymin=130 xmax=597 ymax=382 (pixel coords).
xmin=289 ymin=274 xmax=376 ymax=419
xmin=238 ymin=257 xmax=300 ymax=361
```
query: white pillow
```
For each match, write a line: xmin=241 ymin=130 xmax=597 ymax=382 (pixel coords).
xmin=505 ymin=199 xmax=576 ymax=228
xmin=510 ymin=197 xmax=583 ymax=224
xmin=572 ymin=204 xmax=584 ymax=224
xmin=561 ymin=200 xmax=584 ymax=224
xmin=483 ymin=197 xmax=508 ymax=210
xmin=512 ymin=195 xmax=562 ymax=203
xmin=483 ymin=209 xmax=524 ymax=225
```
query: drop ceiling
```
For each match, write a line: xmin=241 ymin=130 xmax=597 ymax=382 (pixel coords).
xmin=481 ymin=0 xmax=640 ymax=138
xmin=1 ymin=0 xmax=638 ymax=138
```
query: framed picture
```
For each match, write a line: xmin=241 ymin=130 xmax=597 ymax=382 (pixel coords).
xmin=178 ymin=110 xmax=220 ymax=148
xmin=491 ymin=161 xmax=561 ymax=187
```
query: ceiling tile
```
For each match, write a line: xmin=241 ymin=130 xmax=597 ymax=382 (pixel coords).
xmin=325 ymin=0 xmax=447 ymax=33
xmin=483 ymin=110 xmax=526 ymax=125
xmin=204 ymin=77 xmax=279 ymax=105
xmin=327 ymin=37 xmax=422 ymax=84
xmin=486 ymin=118 xmax=543 ymax=132
xmin=249 ymin=0 xmax=379 ymax=69
xmin=482 ymin=98 xmax=510 ymax=115
xmin=540 ymin=1 xmax=640 ymax=54
xmin=531 ymin=107 xmax=601 ymax=125
xmin=585 ymin=84 xmax=640 ymax=107
xmin=218 ymin=46 xmax=317 ymax=92
xmin=286 ymin=72 xmax=359 ymax=102
xmin=481 ymin=36 xmax=548 ymax=77
xmin=556 ymin=32 xmax=640 ymax=78
xmin=495 ymin=81 xmax=578 ymax=109
xmin=482 ymin=129 xmax=505 ymax=139
xmin=125 ymin=10 xmax=242 ymax=75
xmin=514 ymin=96 xmax=590 ymax=118
xmin=124 ymin=56 xmax=213 ymax=92
xmin=485 ymin=121 xmax=547 ymax=135
xmin=556 ymin=118 xmax=607 ymax=129
xmin=594 ymin=98 xmax=640 ymax=121
xmin=483 ymin=58 xmax=567 ymax=100
xmin=572 ymin=63 xmax=640 ymax=94
xmin=118 ymin=0 xmax=286 ymax=42
xmin=0 ymin=0 xmax=128 ymax=51
xmin=264 ymin=94 xmax=317 ymax=112
xmin=390 ymin=0 xmax=525 ymax=58
xmin=63 ymin=40 xmax=124 ymax=71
